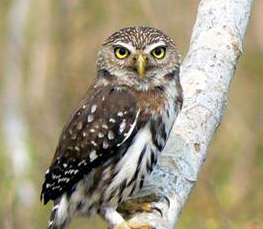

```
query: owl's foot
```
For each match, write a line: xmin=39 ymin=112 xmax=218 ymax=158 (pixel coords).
xmin=112 ymin=220 xmax=153 ymax=229
xmin=117 ymin=193 xmax=165 ymax=217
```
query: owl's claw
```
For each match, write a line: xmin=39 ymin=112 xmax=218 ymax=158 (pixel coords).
xmin=118 ymin=193 xmax=167 ymax=218
xmin=133 ymin=203 xmax=163 ymax=217
xmin=112 ymin=220 xmax=154 ymax=229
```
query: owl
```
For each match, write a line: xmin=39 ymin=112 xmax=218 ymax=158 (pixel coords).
xmin=41 ymin=26 xmax=183 ymax=229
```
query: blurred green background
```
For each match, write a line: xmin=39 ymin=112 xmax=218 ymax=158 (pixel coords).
xmin=0 ymin=0 xmax=262 ymax=229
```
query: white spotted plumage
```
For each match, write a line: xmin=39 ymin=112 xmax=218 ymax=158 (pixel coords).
xmin=87 ymin=114 xmax=94 ymax=123
xmin=107 ymin=130 xmax=115 ymax=140
xmin=91 ymin=104 xmax=97 ymax=113
xmin=117 ymin=110 xmax=140 ymax=147
xmin=90 ymin=150 xmax=97 ymax=161
xmin=103 ymin=140 xmax=109 ymax=149
xmin=119 ymin=119 xmax=126 ymax=134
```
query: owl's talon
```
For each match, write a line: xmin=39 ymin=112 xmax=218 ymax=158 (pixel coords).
xmin=117 ymin=192 xmax=168 ymax=218
xmin=160 ymin=195 xmax=170 ymax=208
xmin=118 ymin=200 xmax=163 ymax=218
xmin=138 ymin=203 xmax=163 ymax=217
xmin=150 ymin=204 xmax=163 ymax=217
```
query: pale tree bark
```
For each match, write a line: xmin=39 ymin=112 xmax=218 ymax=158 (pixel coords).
xmin=118 ymin=0 xmax=255 ymax=229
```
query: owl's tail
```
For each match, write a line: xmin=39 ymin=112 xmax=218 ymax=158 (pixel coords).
xmin=47 ymin=195 xmax=71 ymax=229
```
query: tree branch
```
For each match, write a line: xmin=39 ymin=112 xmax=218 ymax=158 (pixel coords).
xmin=119 ymin=0 xmax=254 ymax=228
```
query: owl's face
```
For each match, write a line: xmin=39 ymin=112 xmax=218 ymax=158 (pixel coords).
xmin=96 ymin=27 xmax=180 ymax=90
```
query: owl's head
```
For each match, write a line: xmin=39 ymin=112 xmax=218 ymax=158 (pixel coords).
xmin=96 ymin=26 xmax=181 ymax=90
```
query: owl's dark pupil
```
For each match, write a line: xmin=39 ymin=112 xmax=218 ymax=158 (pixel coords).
xmin=155 ymin=48 xmax=162 ymax=55
xmin=119 ymin=48 xmax=126 ymax=55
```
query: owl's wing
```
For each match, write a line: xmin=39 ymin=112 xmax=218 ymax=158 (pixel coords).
xmin=41 ymin=84 xmax=146 ymax=204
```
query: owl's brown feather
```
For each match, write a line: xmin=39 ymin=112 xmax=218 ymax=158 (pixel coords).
xmin=41 ymin=82 xmax=168 ymax=204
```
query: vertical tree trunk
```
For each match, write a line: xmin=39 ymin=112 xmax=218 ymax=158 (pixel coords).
xmin=120 ymin=0 xmax=254 ymax=228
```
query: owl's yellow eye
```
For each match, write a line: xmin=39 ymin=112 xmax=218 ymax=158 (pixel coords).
xmin=151 ymin=46 xmax=166 ymax=59
xmin=114 ymin=47 xmax=129 ymax=59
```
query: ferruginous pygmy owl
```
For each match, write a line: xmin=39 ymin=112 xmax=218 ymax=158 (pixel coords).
xmin=41 ymin=26 xmax=183 ymax=229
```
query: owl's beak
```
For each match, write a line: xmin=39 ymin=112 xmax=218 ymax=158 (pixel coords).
xmin=136 ymin=54 xmax=147 ymax=80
